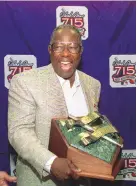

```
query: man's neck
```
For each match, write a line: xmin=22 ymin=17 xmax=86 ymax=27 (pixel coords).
xmin=56 ymin=71 xmax=80 ymax=88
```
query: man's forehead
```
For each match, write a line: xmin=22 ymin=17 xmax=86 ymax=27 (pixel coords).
xmin=53 ymin=29 xmax=80 ymax=42
xmin=56 ymin=27 xmax=77 ymax=33
xmin=54 ymin=28 xmax=79 ymax=38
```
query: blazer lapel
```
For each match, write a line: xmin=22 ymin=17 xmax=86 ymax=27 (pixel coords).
xmin=46 ymin=64 xmax=68 ymax=119
xmin=78 ymin=71 xmax=94 ymax=113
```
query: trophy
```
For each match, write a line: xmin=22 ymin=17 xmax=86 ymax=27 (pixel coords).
xmin=49 ymin=112 xmax=124 ymax=181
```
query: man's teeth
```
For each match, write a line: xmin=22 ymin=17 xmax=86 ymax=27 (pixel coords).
xmin=61 ymin=62 xmax=71 ymax=64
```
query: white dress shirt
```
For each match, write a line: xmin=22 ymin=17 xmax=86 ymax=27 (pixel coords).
xmin=44 ymin=71 xmax=89 ymax=173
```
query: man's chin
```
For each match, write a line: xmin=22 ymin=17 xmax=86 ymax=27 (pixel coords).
xmin=58 ymin=71 xmax=75 ymax=80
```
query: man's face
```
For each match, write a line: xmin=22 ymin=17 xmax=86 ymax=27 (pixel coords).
xmin=48 ymin=28 xmax=82 ymax=81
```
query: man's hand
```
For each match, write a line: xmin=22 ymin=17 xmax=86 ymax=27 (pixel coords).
xmin=51 ymin=157 xmax=81 ymax=181
xmin=0 ymin=171 xmax=17 ymax=186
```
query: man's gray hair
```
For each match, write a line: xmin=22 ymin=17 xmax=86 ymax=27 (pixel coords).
xmin=49 ymin=24 xmax=82 ymax=45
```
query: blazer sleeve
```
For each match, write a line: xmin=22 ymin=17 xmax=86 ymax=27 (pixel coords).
xmin=93 ymin=79 xmax=101 ymax=111
xmin=8 ymin=75 xmax=56 ymax=178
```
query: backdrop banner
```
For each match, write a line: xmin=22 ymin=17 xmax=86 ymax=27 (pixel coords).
xmin=0 ymin=2 xmax=135 ymax=186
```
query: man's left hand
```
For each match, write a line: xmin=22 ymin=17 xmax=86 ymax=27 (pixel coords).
xmin=0 ymin=171 xmax=17 ymax=186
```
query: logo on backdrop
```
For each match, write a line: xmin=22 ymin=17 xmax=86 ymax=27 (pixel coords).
xmin=56 ymin=6 xmax=88 ymax=40
xmin=109 ymin=55 xmax=136 ymax=88
xmin=4 ymin=55 xmax=37 ymax=89
xmin=116 ymin=149 xmax=136 ymax=181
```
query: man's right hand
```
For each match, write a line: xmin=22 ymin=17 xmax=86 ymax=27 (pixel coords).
xmin=51 ymin=157 xmax=81 ymax=180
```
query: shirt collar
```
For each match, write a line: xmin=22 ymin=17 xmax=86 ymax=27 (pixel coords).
xmin=56 ymin=70 xmax=80 ymax=88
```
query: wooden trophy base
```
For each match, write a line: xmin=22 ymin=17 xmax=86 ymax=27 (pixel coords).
xmin=49 ymin=119 xmax=124 ymax=181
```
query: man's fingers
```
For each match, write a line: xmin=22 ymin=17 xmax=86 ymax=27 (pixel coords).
xmin=0 ymin=180 xmax=8 ymax=186
xmin=67 ymin=160 xmax=81 ymax=180
xmin=64 ymin=173 xmax=70 ymax=180
xmin=51 ymin=158 xmax=79 ymax=181
xmin=68 ymin=160 xmax=81 ymax=173
xmin=2 ymin=172 xmax=17 ymax=183
xmin=66 ymin=168 xmax=71 ymax=176
xmin=71 ymin=172 xmax=80 ymax=180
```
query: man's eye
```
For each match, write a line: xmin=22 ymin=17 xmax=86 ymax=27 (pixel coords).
xmin=55 ymin=46 xmax=63 ymax=48
xmin=53 ymin=46 xmax=63 ymax=50
xmin=69 ymin=46 xmax=77 ymax=49
xmin=69 ymin=46 xmax=79 ymax=50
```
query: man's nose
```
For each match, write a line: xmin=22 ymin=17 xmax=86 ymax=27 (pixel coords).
xmin=62 ymin=46 xmax=70 ymax=57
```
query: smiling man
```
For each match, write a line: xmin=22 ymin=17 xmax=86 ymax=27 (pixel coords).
xmin=8 ymin=24 xmax=101 ymax=186
xmin=49 ymin=26 xmax=83 ymax=87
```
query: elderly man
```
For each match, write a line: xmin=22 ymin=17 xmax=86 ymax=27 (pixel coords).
xmin=8 ymin=24 xmax=101 ymax=186
xmin=0 ymin=171 xmax=16 ymax=186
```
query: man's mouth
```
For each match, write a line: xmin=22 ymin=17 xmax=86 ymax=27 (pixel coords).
xmin=60 ymin=61 xmax=72 ymax=71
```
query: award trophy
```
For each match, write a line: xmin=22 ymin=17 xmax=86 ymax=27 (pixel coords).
xmin=49 ymin=112 xmax=124 ymax=181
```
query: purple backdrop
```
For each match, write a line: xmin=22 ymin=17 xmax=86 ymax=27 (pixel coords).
xmin=0 ymin=1 xmax=136 ymax=186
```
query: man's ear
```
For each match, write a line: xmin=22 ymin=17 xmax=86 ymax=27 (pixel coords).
xmin=48 ymin=45 xmax=52 ymax=54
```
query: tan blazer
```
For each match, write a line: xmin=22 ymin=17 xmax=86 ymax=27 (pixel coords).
xmin=8 ymin=64 xmax=101 ymax=186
